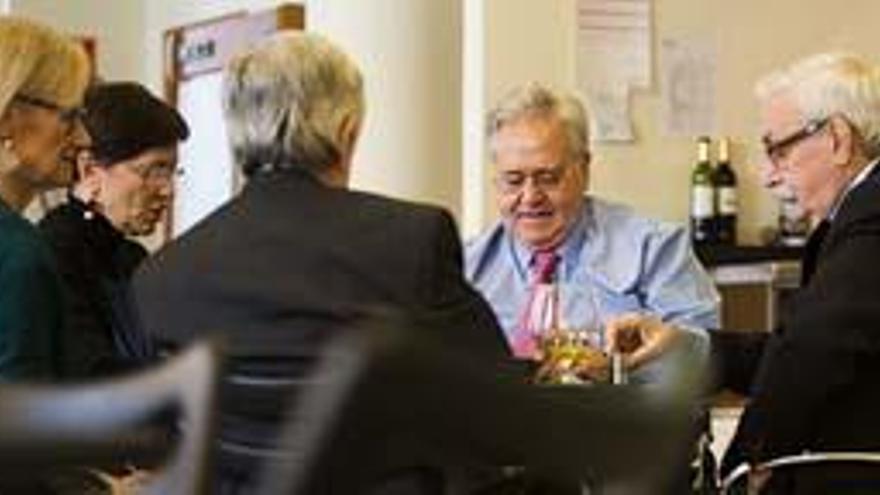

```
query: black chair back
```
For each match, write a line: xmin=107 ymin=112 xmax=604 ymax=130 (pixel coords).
xmin=0 ymin=341 xmax=219 ymax=495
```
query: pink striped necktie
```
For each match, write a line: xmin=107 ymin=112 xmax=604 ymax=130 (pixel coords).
xmin=511 ymin=250 xmax=560 ymax=359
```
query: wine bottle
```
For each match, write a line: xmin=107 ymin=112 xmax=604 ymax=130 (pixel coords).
xmin=690 ymin=136 xmax=714 ymax=245
xmin=713 ymin=137 xmax=738 ymax=245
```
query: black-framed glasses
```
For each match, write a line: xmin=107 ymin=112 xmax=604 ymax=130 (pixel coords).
xmin=763 ymin=117 xmax=829 ymax=165
xmin=495 ymin=163 xmax=571 ymax=195
xmin=13 ymin=94 xmax=86 ymax=126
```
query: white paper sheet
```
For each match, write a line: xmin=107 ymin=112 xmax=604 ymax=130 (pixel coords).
xmin=174 ymin=72 xmax=237 ymax=238
xmin=660 ymin=36 xmax=717 ymax=137
xmin=575 ymin=0 xmax=652 ymax=142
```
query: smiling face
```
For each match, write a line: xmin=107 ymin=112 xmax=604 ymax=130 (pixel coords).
xmin=492 ymin=114 xmax=587 ymax=250
xmin=89 ymin=146 xmax=178 ymax=237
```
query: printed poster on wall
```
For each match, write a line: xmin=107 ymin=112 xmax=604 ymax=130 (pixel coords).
xmin=660 ymin=35 xmax=717 ymax=137
xmin=576 ymin=0 xmax=652 ymax=142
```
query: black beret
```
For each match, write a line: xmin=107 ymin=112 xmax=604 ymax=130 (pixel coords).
xmin=83 ymin=81 xmax=189 ymax=164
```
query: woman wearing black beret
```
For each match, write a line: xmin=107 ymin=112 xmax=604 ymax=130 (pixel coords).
xmin=39 ymin=81 xmax=189 ymax=378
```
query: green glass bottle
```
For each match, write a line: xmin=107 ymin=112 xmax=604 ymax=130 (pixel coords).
xmin=713 ymin=137 xmax=738 ymax=245
xmin=690 ymin=136 xmax=714 ymax=245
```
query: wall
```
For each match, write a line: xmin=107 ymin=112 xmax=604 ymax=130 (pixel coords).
xmin=483 ymin=0 xmax=880 ymax=244
xmin=145 ymin=0 xmax=463 ymax=219
xmin=11 ymin=0 xmax=144 ymax=81
xmin=142 ymin=0 xmax=288 ymax=94
xmin=308 ymin=0 xmax=463 ymax=216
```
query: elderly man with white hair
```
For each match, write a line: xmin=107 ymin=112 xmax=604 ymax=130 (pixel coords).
xmin=466 ymin=82 xmax=719 ymax=383
xmin=607 ymin=52 xmax=880 ymax=491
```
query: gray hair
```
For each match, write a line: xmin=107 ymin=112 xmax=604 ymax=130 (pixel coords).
xmin=487 ymin=82 xmax=590 ymax=165
xmin=755 ymin=52 xmax=880 ymax=159
xmin=223 ymin=31 xmax=364 ymax=176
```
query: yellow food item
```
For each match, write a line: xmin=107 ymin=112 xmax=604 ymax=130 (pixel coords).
xmin=536 ymin=329 xmax=610 ymax=384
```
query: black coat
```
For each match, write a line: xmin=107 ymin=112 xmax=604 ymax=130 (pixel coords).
xmin=722 ymin=165 xmax=880 ymax=491
xmin=133 ymin=169 xmax=508 ymax=493
xmin=134 ymin=170 xmax=506 ymax=360
xmin=39 ymin=197 xmax=151 ymax=379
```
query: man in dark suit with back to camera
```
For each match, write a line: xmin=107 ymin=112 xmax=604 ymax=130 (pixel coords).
xmin=133 ymin=31 xmax=507 ymax=493
xmin=604 ymin=52 xmax=880 ymax=493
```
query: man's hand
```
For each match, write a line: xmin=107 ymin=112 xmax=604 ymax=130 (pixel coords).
xmin=603 ymin=313 xmax=683 ymax=370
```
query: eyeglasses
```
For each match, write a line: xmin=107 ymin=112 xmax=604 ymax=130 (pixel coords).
xmin=763 ymin=117 xmax=829 ymax=165
xmin=14 ymin=94 xmax=86 ymax=128
xmin=76 ymin=148 xmax=183 ymax=184
xmin=128 ymin=162 xmax=183 ymax=184
xmin=495 ymin=163 xmax=571 ymax=195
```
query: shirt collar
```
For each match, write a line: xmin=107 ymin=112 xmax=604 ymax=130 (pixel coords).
xmin=827 ymin=158 xmax=880 ymax=220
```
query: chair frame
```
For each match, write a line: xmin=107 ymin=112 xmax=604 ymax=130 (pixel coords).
xmin=0 ymin=341 xmax=219 ymax=495
xmin=721 ymin=452 xmax=880 ymax=494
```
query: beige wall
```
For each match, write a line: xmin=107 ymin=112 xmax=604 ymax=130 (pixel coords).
xmin=11 ymin=0 xmax=144 ymax=81
xmin=308 ymin=0 xmax=463 ymax=216
xmin=145 ymin=0 xmax=464 ymax=217
xmin=483 ymin=0 xmax=880 ymax=243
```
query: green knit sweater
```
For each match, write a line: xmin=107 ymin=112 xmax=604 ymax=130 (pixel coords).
xmin=0 ymin=198 xmax=63 ymax=380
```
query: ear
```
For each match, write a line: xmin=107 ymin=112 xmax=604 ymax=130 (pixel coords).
xmin=576 ymin=150 xmax=591 ymax=190
xmin=76 ymin=151 xmax=100 ymax=181
xmin=335 ymin=113 xmax=361 ymax=174
xmin=338 ymin=114 xmax=361 ymax=157
xmin=0 ymin=102 xmax=21 ymax=135
xmin=0 ymin=107 xmax=22 ymax=172
xmin=73 ymin=153 xmax=105 ymax=200
xmin=828 ymin=115 xmax=856 ymax=167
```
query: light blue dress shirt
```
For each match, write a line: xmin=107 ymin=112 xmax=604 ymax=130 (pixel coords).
xmin=465 ymin=196 xmax=720 ymax=379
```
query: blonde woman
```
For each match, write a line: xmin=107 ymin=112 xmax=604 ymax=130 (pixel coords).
xmin=0 ymin=17 xmax=90 ymax=380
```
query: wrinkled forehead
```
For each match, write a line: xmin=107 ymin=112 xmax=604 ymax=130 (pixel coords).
xmin=760 ymin=92 xmax=807 ymax=136
xmin=491 ymin=115 xmax=568 ymax=168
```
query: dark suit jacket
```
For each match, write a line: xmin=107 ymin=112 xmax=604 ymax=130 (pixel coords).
xmin=722 ymin=164 xmax=880 ymax=491
xmin=133 ymin=169 xmax=508 ymax=491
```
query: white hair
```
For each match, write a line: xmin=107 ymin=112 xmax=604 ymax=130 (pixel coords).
xmin=755 ymin=52 xmax=880 ymax=158
xmin=487 ymin=82 xmax=590 ymax=165
xmin=223 ymin=31 xmax=364 ymax=176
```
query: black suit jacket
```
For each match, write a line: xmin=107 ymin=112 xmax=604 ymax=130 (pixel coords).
xmin=135 ymin=170 xmax=506 ymax=358
xmin=133 ymin=170 xmax=508 ymax=490
xmin=722 ymin=165 xmax=880 ymax=489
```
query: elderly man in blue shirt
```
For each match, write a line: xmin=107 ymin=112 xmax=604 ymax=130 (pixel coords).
xmin=465 ymin=82 xmax=719 ymax=382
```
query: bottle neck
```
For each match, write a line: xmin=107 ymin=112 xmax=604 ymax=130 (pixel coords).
xmin=698 ymin=143 xmax=710 ymax=164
